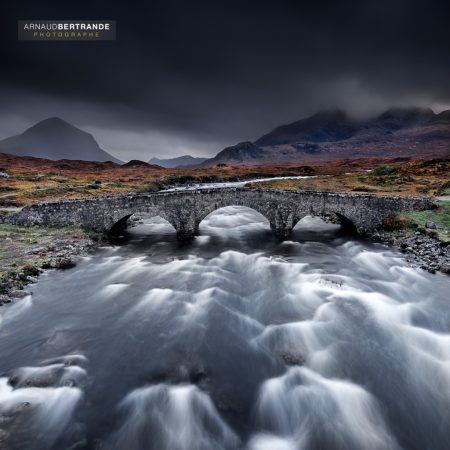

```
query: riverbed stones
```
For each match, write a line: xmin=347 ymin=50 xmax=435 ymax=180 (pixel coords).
xmin=9 ymin=290 xmax=31 ymax=298
xmin=370 ymin=229 xmax=450 ymax=275
xmin=56 ymin=258 xmax=76 ymax=270
xmin=280 ymin=351 xmax=306 ymax=366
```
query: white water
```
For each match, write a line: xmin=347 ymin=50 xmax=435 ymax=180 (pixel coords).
xmin=0 ymin=208 xmax=449 ymax=449
xmin=108 ymin=384 xmax=240 ymax=450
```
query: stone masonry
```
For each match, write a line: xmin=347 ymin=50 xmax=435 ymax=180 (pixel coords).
xmin=9 ymin=188 xmax=433 ymax=239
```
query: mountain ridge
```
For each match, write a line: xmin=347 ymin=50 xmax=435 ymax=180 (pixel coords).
xmin=201 ymin=107 xmax=450 ymax=167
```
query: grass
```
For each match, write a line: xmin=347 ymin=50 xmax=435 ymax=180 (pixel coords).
xmin=2 ymin=152 xmax=447 ymax=206
xmin=382 ymin=201 xmax=450 ymax=242
xmin=0 ymin=223 xmax=87 ymax=243
xmin=402 ymin=200 xmax=450 ymax=242
xmin=249 ymin=174 xmax=413 ymax=194
xmin=249 ymin=159 xmax=449 ymax=197
xmin=1 ymin=154 xmax=447 ymax=208
xmin=403 ymin=201 xmax=450 ymax=229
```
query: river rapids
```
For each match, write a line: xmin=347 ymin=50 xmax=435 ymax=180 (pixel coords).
xmin=0 ymin=206 xmax=449 ymax=450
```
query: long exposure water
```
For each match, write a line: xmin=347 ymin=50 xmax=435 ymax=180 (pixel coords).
xmin=0 ymin=207 xmax=449 ymax=450
xmin=159 ymin=175 xmax=314 ymax=191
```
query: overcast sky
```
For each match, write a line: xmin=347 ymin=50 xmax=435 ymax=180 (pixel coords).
xmin=1 ymin=0 xmax=449 ymax=161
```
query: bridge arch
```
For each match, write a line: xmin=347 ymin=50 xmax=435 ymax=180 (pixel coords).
xmin=293 ymin=212 xmax=358 ymax=235
xmin=196 ymin=204 xmax=272 ymax=227
xmin=109 ymin=214 xmax=133 ymax=235
xmin=332 ymin=212 xmax=358 ymax=234
xmin=197 ymin=205 xmax=272 ymax=233
xmin=108 ymin=212 xmax=178 ymax=236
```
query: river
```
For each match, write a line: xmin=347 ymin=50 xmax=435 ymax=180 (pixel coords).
xmin=159 ymin=175 xmax=314 ymax=191
xmin=0 ymin=206 xmax=449 ymax=450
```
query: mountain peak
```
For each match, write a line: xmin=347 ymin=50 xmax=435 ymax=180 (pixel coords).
xmin=40 ymin=116 xmax=69 ymax=125
xmin=427 ymin=109 xmax=450 ymax=125
xmin=0 ymin=118 xmax=122 ymax=164
xmin=378 ymin=106 xmax=434 ymax=121
xmin=201 ymin=141 xmax=265 ymax=166
xmin=26 ymin=117 xmax=86 ymax=135
xmin=255 ymin=109 xmax=356 ymax=146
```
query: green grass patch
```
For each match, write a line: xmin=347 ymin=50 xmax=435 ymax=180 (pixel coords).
xmin=394 ymin=200 xmax=450 ymax=242
xmin=372 ymin=164 xmax=396 ymax=176
xmin=403 ymin=201 xmax=450 ymax=230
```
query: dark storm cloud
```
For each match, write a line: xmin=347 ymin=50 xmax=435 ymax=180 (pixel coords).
xmin=1 ymin=0 xmax=449 ymax=160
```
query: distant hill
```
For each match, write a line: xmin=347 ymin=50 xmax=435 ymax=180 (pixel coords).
xmin=201 ymin=107 xmax=450 ymax=166
xmin=149 ymin=155 xmax=208 ymax=168
xmin=0 ymin=117 xmax=123 ymax=164
xmin=123 ymin=159 xmax=156 ymax=168
xmin=200 ymin=142 xmax=267 ymax=167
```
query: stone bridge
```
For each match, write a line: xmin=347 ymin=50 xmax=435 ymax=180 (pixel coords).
xmin=11 ymin=188 xmax=432 ymax=239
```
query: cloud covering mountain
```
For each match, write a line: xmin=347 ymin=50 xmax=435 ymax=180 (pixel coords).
xmin=0 ymin=0 xmax=449 ymax=160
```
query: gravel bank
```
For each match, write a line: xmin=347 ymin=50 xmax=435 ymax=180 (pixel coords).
xmin=369 ymin=229 xmax=450 ymax=275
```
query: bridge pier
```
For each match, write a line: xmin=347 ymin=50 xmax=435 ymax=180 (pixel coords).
xmin=175 ymin=226 xmax=198 ymax=241
xmin=270 ymin=222 xmax=294 ymax=238
xmin=269 ymin=210 xmax=297 ymax=238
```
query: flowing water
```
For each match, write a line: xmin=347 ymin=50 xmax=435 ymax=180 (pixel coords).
xmin=0 ymin=207 xmax=449 ymax=450
xmin=159 ymin=176 xmax=314 ymax=191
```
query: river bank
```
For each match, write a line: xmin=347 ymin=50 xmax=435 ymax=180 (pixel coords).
xmin=369 ymin=228 xmax=450 ymax=274
xmin=369 ymin=198 xmax=450 ymax=274
xmin=0 ymin=224 xmax=99 ymax=304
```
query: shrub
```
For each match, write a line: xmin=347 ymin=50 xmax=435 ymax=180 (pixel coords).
xmin=383 ymin=215 xmax=408 ymax=231
xmin=372 ymin=164 xmax=396 ymax=176
xmin=22 ymin=265 xmax=40 ymax=277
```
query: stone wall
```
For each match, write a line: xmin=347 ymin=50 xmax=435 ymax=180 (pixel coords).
xmin=10 ymin=188 xmax=433 ymax=239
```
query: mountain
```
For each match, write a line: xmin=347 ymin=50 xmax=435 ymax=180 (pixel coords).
xmin=255 ymin=109 xmax=359 ymax=146
xmin=201 ymin=107 xmax=450 ymax=167
xmin=149 ymin=155 xmax=208 ymax=168
xmin=0 ymin=117 xmax=123 ymax=164
xmin=200 ymin=142 xmax=266 ymax=166
xmin=428 ymin=110 xmax=450 ymax=125
xmin=360 ymin=107 xmax=435 ymax=134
